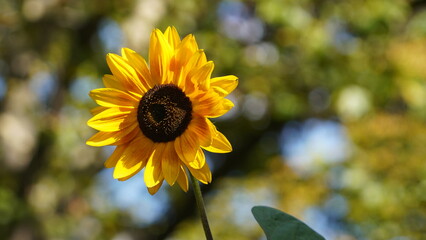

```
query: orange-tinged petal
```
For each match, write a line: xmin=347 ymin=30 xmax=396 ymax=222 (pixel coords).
xmin=176 ymin=166 xmax=189 ymax=192
xmin=210 ymin=75 xmax=238 ymax=96
xmin=192 ymin=92 xmax=234 ymax=118
xmin=202 ymin=119 xmax=232 ymax=153
xmin=174 ymin=35 xmax=199 ymax=70
xmin=104 ymin=145 xmax=126 ymax=168
xmin=113 ymin=152 xmax=140 ymax=179
xmin=191 ymin=61 xmax=214 ymax=91
xmin=147 ymin=178 xmax=164 ymax=195
xmin=164 ymin=26 xmax=181 ymax=49
xmin=117 ymin=172 xmax=138 ymax=181
xmin=177 ymin=34 xmax=198 ymax=56
xmin=162 ymin=142 xmax=180 ymax=185
xmin=115 ymin=161 xmax=143 ymax=181
xmin=86 ymin=123 xmax=139 ymax=146
xmin=174 ymin=131 xmax=198 ymax=166
xmin=173 ymin=66 xmax=186 ymax=90
xmin=87 ymin=109 xmax=136 ymax=132
xmin=121 ymin=48 xmax=153 ymax=90
xmin=90 ymin=106 xmax=108 ymax=116
xmin=144 ymin=143 xmax=166 ymax=187
xmin=184 ymin=50 xmax=207 ymax=78
xmin=89 ymin=88 xmax=138 ymax=108
xmin=188 ymin=50 xmax=207 ymax=70
xmin=174 ymin=50 xmax=207 ymax=93
xmin=90 ymin=107 xmax=132 ymax=119
xmin=187 ymin=150 xmax=212 ymax=184
xmin=188 ymin=115 xmax=212 ymax=147
xmin=106 ymin=53 xmax=145 ymax=94
xmin=187 ymin=148 xmax=206 ymax=170
xmin=102 ymin=74 xmax=125 ymax=91
xmin=113 ymin=136 xmax=153 ymax=179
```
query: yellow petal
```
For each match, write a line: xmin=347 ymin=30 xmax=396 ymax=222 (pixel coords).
xmin=149 ymin=29 xmax=173 ymax=85
xmin=116 ymin=162 xmax=143 ymax=181
xmin=188 ymin=148 xmax=206 ymax=170
xmin=90 ymin=107 xmax=132 ymax=119
xmin=121 ymin=48 xmax=153 ymax=90
xmin=90 ymin=106 xmax=108 ymax=116
xmin=113 ymin=136 xmax=154 ymax=179
xmin=210 ymin=75 xmax=238 ymax=96
xmin=191 ymin=61 xmax=214 ymax=91
xmin=147 ymin=178 xmax=164 ymax=195
xmin=104 ymin=145 xmax=126 ymax=168
xmin=175 ymin=50 xmax=207 ymax=94
xmin=162 ymin=142 xmax=180 ymax=185
xmin=185 ymin=49 xmax=207 ymax=72
xmin=89 ymin=88 xmax=138 ymax=108
xmin=164 ymin=26 xmax=181 ymax=49
xmin=87 ymin=108 xmax=136 ymax=132
xmin=187 ymin=151 xmax=212 ymax=184
xmin=202 ymin=119 xmax=232 ymax=153
xmin=184 ymin=50 xmax=207 ymax=78
xmin=102 ymin=74 xmax=125 ymax=91
xmin=144 ymin=143 xmax=166 ymax=188
xmin=174 ymin=131 xmax=199 ymax=167
xmin=178 ymin=34 xmax=199 ymax=55
xmin=173 ymin=66 xmax=186 ymax=90
xmin=192 ymin=91 xmax=234 ymax=118
xmin=176 ymin=166 xmax=189 ymax=192
xmin=106 ymin=53 xmax=145 ymax=94
xmin=86 ymin=123 xmax=139 ymax=146
xmin=174 ymin=35 xmax=199 ymax=71
xmin=117 ymin=172 xmax=138 ymax=181
xmin=188 ymin=115 xmax=212 ymax=147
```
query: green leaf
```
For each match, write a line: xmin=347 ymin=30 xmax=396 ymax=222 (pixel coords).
xmin=252 ymin=206 xmax=326 ymax=240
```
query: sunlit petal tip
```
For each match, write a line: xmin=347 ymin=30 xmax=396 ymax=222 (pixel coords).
xmin=113 ymin=155 xmax=143 ymax=179
xmin=106 ymin=53 xmax=118 ymax=63
xmin=223 ymin=99 xmax=235 ymax=110
xmin=85 ymin=139 xmax=98 ymax=147
xmin=202 ymin=120 xmax=233 ymax=153
xmin=210 ymin=75 xmax=239 ymax=96
xmin=117 ymin=169 xmax=140 ymax=181
xmin=176 ymin=166 xmax=189 ymax=192
xmin=171 ymin=26 xmax=180 ymax=36
xmin=153 ymin=28 xmax=167 ymax=41
xmin=121 ymin=47 xmax=135 ymax=58
xmin=165 ymin=26 xmax=181 ymax=49
xmin=188 ymin=162 xmax=212 ymax=184
xmin=144 ymin=146 xmax=165 ymax=188
xmin=188 ymin=148 xmax=206 ymax=169
xmin=147 ymin=180 xmax=163 ymax=195
xmin=180 ymin=34 xmax=198 ymax=50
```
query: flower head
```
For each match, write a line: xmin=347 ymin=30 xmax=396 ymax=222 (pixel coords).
xmin=87 ymin=27 xmax=238 ymax=194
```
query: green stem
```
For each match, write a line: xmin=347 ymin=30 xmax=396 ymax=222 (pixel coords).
xmin=189 ymin=172 xmax=213 ymax=240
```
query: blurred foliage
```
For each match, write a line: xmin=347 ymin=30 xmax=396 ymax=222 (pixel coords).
xmin=1 ymin=0 xmax=426 ymax=239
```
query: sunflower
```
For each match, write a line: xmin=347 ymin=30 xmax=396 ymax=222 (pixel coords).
xmin=86 ymin=26 xmax=238 ymax=195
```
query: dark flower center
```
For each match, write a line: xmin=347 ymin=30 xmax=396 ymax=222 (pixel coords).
xmin=137 ymin=84 xmax=192 ymax=142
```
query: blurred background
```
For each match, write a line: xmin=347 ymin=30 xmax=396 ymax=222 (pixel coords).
xmin=1 ymin=0 xmax=426 ymax=239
